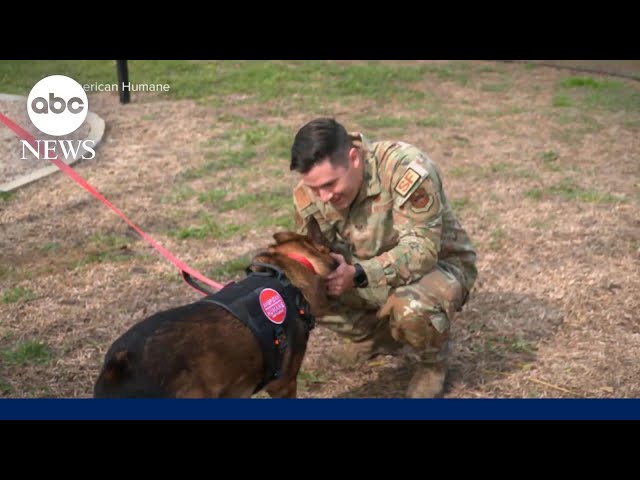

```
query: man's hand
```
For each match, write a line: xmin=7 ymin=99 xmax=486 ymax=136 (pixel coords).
xmin=326 ymin=252 xmax=356 ymax=297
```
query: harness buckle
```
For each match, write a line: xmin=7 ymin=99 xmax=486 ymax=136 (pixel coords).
xmin=274 ymin=326 xmax=288 ymax=351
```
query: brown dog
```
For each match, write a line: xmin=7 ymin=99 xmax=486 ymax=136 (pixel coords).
xmin=93 ymin=217 xmax=336 ymax=398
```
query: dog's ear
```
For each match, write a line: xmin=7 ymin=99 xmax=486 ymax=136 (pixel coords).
xmin=273 ymin=232 xmax=300 ymax=244
xmin=306 ymin=216 xmax=328 ymax=248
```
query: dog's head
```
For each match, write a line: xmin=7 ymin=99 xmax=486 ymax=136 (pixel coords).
xmin=250 ymin=217 xmax=337 ymax=317
xmin=270 ymin=216 xmax=338 ymax=276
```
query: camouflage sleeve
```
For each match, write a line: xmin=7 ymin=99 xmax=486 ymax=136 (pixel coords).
xmin=358 ymin=154 xmax=443 ymax=288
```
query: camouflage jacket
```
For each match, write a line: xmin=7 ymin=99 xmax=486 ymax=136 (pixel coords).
xmin=293 ymin=133 xmax=476 ymax=289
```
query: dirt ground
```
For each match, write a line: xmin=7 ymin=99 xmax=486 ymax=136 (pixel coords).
xmin=1 ymin=60 xmax=638 ymax=399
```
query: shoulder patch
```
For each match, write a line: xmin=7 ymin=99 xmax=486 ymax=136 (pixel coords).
xmin=293 ymin=185 xmax=312 ymax=210
xmin=394 ymin=161 xmax=430 ymax=207
xmin=408 ymin=187 xmax=434 ymax=212
xmin=394 ymin=167 xmax=421 ymax=196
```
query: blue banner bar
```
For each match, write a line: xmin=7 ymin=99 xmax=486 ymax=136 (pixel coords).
xmin=0 ymin=398 xmax=638 ymax=420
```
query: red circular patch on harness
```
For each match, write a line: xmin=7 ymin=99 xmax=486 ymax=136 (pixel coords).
xmin=259 ymin=288 xmax=287 ymax=324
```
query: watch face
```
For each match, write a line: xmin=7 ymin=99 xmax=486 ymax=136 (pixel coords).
xmin=354 ymin=264 xmax=367 ymax=287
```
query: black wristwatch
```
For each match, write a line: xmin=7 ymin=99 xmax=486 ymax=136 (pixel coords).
xmin=353 ymin=263 xmax=368 ymax=288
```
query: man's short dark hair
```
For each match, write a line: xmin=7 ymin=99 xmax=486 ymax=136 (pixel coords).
xmin=290 ymin=117 xmax=353 ymax=174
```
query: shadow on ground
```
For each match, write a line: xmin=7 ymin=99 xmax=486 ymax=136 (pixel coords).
xmin=332 ymin=290 xmax=564 ymax=398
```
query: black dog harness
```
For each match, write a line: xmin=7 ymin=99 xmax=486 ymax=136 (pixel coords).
xmin=199 ymin=262 xmax=315 ymax=393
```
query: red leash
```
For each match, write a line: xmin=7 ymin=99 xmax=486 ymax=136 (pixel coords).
xmin=0 ymin=112 xmax=225 ymax=295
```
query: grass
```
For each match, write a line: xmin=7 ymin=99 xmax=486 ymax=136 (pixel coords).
xmin=207 ymin=256 xmax=252 ymax=281
xmin=182 ymin=122 xmax=292 ymax=181
xmin=161 ymin=185 xmax=197 ymax=204
xmin=525 ymin=178 xmax=627 ymax=204
xmin=3 ymin=62 xmax=637 ymax=119
xmin=218 ymin=189 xmax=290 ymax=213
xmin=489 ymin=228 xmax=508 ymax=251
xmin=0 ymin=378 xmax=13 ymax=395
xmin=181 ymin=149 xmax=256 ymax=180
xmin=1 ymin=287 xmax=36 ymax=304
xmin=448 ymin=162 xmax=538 ymax=180
xmin=554 ymin=112 xmax=604 ymax=143
xmin=168 ymin=120 xmax=296 ymax=236
xmin=474 ymin=335 xmax=537 ymax=358
xmin=553 ymin=94 xmax=572 ymax=107
xmin=297 ymin=370 xmax=325 ymax=391
xmin=421 ymin=63 xmax=471 ymax=86
xmin=168 ymin=186 xmax=294 ymax=240
xmin=555 ymin=76 xmax=640 ymax=113
xmin=2 ymin=340 xmax=54 ymax=366
xmin=416 ymin=116 xmax=447 ymax=128
xmin=0 ymin=191 xmax=15 ymax=201
xmin=539 ymin=150 xmax=559 ymax=162
xmin=0 ymin=61 xmax=435 ymax=107
xmin=0 ymin=61 xmax=528 ymax=127
xmin=480 ymin=81 xmax=512 ymax=93
xmin=484 ymin=106 xmax=528 ymax=118
xmin=538 ymin=150 xmax=561 ymax=172
xmin=257 ymin=211 xmax=295 ymax=230
xmin=356 ymin=115 xmax=410 ymax=130
xmin=221 ymin=122 xmax=294 ymax=158
xmin=493 ymin=335 xmax=537 ymax=355
xmin=40 ymin=241 xmax=61 ymax=252
xmin=75 ymin=233 xmax=134 ymax=266
xmin=0 ymin=60 xmax=118 ymax=94
xmin=197 ymin=189 xmax=227 ymax=205
xmin=169 ymin=214 xmax=230 ymax=240
xmin=450 ymin=197 xmax=471 ymax=215
xmin=2 ymin=60 xmax=639 ymax=399
xmin=87 ymin=233 xmax=130 ymax=248
xmin=530 ymin=214 xmax=558 ymax=231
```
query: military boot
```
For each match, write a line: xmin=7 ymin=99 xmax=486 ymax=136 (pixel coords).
xmin=405 ymin=314 xmax=450 ymax=398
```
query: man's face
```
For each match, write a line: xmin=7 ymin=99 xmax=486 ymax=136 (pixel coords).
xmin=301 ymin=148 xmax=363 ymax=210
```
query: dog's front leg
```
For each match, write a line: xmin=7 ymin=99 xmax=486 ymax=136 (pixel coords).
xmin=265 ymin=377 xmax=297 ymax=398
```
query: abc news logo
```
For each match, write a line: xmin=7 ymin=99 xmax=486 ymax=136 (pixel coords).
xmin=22 ymin=75 xmax=95 ymax=161
xmin=31 ymin=93 xmax=85 ymax=114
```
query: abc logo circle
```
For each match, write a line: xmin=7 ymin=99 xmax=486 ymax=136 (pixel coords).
xmin=27 ymin=75 xmax=88 ymax=136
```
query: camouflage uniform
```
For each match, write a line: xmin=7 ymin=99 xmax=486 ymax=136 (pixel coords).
xmin=293 ymin=133 xmax=477 ymax=394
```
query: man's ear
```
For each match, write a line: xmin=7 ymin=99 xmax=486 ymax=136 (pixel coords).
xmin=306 ymin=216 xmax=328 ymax=247
xmin=349 ymin=146 xmax=361 ymax=168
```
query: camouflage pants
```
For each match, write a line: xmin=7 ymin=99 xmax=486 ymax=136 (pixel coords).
xmin=318 ymin=261 xmax=472 ymax=363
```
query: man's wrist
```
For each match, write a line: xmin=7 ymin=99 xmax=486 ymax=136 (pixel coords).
xmin=357 ymin=258 xmax=386 ymax=288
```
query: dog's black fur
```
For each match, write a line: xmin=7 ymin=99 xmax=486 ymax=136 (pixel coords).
xmin=93 ymin=218 xmax=335 ymax=398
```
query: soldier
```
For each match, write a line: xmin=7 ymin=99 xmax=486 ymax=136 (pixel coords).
xmin=290 ymin=117 xmax=477 ymax=398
